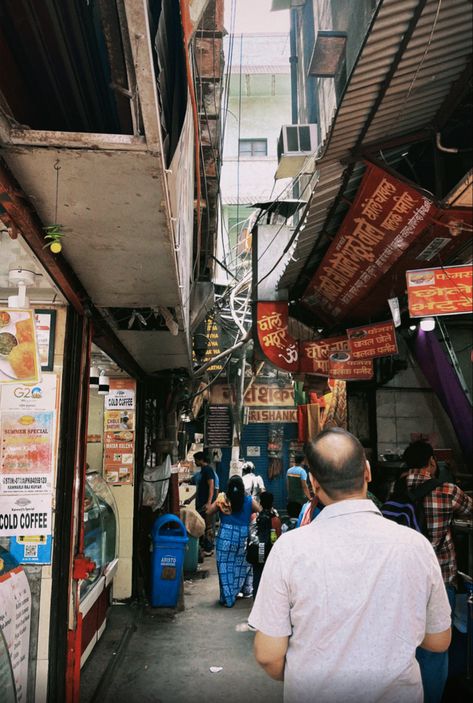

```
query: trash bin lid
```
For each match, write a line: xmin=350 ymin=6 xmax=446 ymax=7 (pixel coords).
xmin=152 ymin=513 xmax=188 ymax=541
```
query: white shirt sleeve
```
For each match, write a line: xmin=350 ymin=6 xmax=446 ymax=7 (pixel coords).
xmin=248 ymin=540 xmax=292 ymax=637
xmin=425 ymin=546 xmax=452 ymax=634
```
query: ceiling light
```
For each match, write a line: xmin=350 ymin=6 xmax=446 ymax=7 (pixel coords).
xmin=89 ymin=366 xmax=100 ymax=389
xmin=420 ymin=317 xmax=436 ymax=332
xmin=98 ymin=373 xmax=110 ymax=395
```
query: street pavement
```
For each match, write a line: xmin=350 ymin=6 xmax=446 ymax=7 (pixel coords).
xmin=80 ymin=557 xmax=283 ymax=703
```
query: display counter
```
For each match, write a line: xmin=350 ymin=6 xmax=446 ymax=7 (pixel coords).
xmin=80 ymin=472 xmax=119 ymax=667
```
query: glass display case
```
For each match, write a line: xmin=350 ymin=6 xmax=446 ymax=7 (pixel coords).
xmin=80 ymin=472 xmax=118 ymax=600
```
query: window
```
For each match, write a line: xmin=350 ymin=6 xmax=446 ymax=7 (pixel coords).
xmin=238 ymin=139 xmax=268 ymax=157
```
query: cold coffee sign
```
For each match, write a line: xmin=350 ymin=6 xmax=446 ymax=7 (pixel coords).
xmin=103 ymin=379 xmax=136 ymax=485
xmin=0 ymin=496 xmax=52 ymax=536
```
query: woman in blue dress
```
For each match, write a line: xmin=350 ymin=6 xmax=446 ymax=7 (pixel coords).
xmin=207 ymin=475 xmax=261 ymax=607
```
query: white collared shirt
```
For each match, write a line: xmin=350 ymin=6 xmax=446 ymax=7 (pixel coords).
xmin=249 ymin=499 xmax=451 ymax=703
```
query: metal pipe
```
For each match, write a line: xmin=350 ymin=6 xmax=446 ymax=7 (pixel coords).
xmin=192 ymin=334 xmax=250 ymax=378
xmin=435 ymin=132 xmax=459 ymax=154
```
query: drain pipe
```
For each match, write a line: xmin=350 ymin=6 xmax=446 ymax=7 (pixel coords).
xmin=290 ymin=8 xmax=298 ymax=125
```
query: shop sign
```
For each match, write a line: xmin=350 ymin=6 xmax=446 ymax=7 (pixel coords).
xmin=193 ymin=317 xmax=224 ymax=373
xmin=303 ymin=162 xmax=435 ymax=319
xmin=406 ymin=265 xmax=473 ymax=317
xmin=209 ymin=384 xmax=235 ymax=405
xmin=104 ymin=379 xmax=136 ymax=410
xmin=247 ymin=408 xmax=298 ymax=423
xmin=0 ymin=564 xmax=31 ymax=702
xmin=256 ymin=303 xmax=374 ymax=379
xmin=210 ymin=383 xmax=295 ymax=406
xmin=0 ymin=309 xmax=41 ymax=385
xmin=300 ymin=337 xmax=374 ymax=380
xmin=0 ymin=495 xmax=52 ymax=536
xmin=103 ymin=379 xmax=136 ymax=485
xmin=347 ymin=321 xmax=398 ymax=360
xmin=255 ymin=302 xmax=299 ymax=372
xmin=244 ymin=384 xmax=295 ymax=406
xmin=206 ymin=405 xmax=233 ymax=447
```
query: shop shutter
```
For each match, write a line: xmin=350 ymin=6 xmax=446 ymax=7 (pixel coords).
xmin=218 ymin=422 xmax=298 ymax=512
xmin=242 ymin=422 xmax=299 ymax=511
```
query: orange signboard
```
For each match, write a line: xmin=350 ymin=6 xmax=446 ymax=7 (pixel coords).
xmin=255 ymin=302 xmax=299 ymax=372
xmin=303 ymin=162 xmax=436 ymax=320
xmin=300 ymin=336 xmax=374 ymax=380
xmin=406 ymin=265 xmax=472 ymax=318
xmin=347 ymin=321 xmax=398 ymax=360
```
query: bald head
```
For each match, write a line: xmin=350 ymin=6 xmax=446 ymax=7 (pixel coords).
xmin=305 ymin=428 xmax=367 ymax=499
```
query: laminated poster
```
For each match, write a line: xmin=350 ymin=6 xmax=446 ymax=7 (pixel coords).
xmin=0 ymin=563 xmax=31 ymax=703
xmin=0 ymin=374 xmax=58 ymax=543
xmin=0 ymin=309 xmax=41 ymax=385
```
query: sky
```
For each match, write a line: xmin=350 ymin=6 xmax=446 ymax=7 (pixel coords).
xmin=224 ymin=0 xmax=290 ymax=34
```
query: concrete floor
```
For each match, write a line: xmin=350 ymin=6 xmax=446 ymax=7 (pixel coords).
xmin=80 ymin=558 xmax=283 ymax=703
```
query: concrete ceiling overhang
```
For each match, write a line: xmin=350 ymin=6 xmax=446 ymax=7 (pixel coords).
xmin=0 ymin=145 xmax=191 ymax=374
xmin=0 ymin=0 xmax=197 ymax=376
xmin=1 ymin=147 xmax=180 ymax=309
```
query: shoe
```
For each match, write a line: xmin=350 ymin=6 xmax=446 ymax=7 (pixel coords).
xmin=247 ymin=623 xmax=256 ymax=631
xmin=204 ymin=550 xmax=214 ymax=557
xmin=243 ymin=593 xmax=253 ymax=599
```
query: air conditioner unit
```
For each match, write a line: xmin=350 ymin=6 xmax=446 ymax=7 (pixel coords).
xmin=271 ymin=0 xmax=306 ymax=10
xmin=275 ymin=124 xmax=318 ymax=179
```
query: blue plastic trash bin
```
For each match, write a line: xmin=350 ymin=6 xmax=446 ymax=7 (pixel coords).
xmin=151 ymin=514 xmax=188 ymax=607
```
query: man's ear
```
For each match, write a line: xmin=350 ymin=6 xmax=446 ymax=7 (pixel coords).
xmin=364 ymin=460 xmax=372 ymax=484
xmin=309 ymin=472 xmax=319 ymax=494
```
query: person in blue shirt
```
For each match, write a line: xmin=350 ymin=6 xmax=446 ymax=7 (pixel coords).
xmin=286 ymin=453 xmax=311 ymax=515
xmin=193 ymin=451 xmax=217 ymax=555
xmin=207 ymin=475 xmax=261 ymax=607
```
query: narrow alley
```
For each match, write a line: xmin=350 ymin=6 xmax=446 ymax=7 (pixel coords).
xmin=80 ymin=560 xmax=281 ymax=703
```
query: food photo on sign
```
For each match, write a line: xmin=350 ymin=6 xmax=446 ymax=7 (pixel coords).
xmin=0 ymin=309 xmax=41 ymax=384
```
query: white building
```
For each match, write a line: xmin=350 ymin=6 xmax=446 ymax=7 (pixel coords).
xmin=218 ymin=33 xmax=292 ymax=279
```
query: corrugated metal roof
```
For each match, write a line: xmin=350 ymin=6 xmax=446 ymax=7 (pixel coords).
xmin=278 ymin=0 xmax=473 ymax=289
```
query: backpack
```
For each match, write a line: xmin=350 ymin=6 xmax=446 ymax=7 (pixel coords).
xmin=246 ymin=510 xmax=273 ymax=565
xmin=381 ymin=477 xmax=443 ymax=536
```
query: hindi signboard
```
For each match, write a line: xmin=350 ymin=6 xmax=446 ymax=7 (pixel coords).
xmin=347 ymin=321 xmax=398 ymax=360
xmin=255 ymin=302 xmax=299 ymax=372
xmin=406 ymin=265 xmax=472 ymax=318
xmin=300 ymin=337 xmax=374 ymax=380
xmin=303 ymin=162 xmax=436 ymax=320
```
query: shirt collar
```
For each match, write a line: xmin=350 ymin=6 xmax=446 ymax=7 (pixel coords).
xmin=315 ymin=499 xmax=381 ymax=521
xmin=407 ymin=468 xmax=430 ymax=479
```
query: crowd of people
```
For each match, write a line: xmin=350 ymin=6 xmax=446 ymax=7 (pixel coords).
xmin=185 ymin=433 xmax=471 ymax=703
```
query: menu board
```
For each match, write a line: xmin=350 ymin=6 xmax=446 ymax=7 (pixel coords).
xmin=206 ymin=405 xmax=233 ymax=447
xmin=103 ymin=379 xmax=136 ymax=484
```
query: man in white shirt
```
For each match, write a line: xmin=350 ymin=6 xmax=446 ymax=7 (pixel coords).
xmin=242 ymin=461 xmax=265 ymax=499
xmin=249 ymin=428 xmax=451 ymax=703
